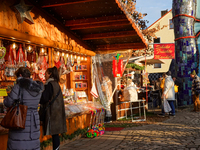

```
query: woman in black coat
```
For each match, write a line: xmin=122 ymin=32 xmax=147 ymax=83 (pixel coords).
xmin=40 ymin=66 xmax=66 ymax=150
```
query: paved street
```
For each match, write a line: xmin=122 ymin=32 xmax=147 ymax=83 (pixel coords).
xmin=60 ymin=106 xmax=200 ymax=150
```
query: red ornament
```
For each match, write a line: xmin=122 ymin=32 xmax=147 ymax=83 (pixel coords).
xmin=112 ymin=60 xmax=117 ymax=77
xmin=118 ymin=59 xmax=123 ymax=77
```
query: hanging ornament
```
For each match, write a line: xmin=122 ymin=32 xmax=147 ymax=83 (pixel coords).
xmin=14 ymin=0 xmax=34 ymax=24
xmin=0 ymin=47 xmax=6 ymax=59
xmin=70 ymin=55 xmax=74 ymax=67
xmin=112 ymin=53 xmax=124 ymax=77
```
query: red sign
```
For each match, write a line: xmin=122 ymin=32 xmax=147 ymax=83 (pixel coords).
xmin=154 ymin=43 xmax=175 ymax=59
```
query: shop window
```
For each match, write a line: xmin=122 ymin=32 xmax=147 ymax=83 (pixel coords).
xmin=153 ymin=37 xmax=160 ymax=43
xmin=169 ymin=19 xmax=174 ymax=29
xmin=154 ymin=63 xmax=161 ymax=68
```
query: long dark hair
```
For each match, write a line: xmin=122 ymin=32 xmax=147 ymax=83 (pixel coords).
xmin=46 ymin=66 xmax=60 ymax=82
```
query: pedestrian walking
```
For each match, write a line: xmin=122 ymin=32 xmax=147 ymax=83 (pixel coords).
xmin=190 ymin=70 xmax=200 ymax=112
xmin=40 ymin=66 xmax=66 ymax=150
xmin=3 ymin=67 xmax=43 ymax=150
xmin=159 ymin=71 xmax=175 ymax=117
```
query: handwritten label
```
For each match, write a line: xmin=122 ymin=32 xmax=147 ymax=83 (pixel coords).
xmin=154 ymin=43 xmax=175 ymax=59
xmin=0 ymin=89 xmax=7 ymax=96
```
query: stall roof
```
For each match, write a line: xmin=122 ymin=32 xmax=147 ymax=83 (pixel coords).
xmin=134 ymin=55 xmax=164 ymax=65
xmin=30 ymin=0 xmax=148 ymax=52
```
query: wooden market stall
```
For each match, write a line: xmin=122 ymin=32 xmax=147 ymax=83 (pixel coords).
xmin=0 ymin=0 xmax=148 ymax=149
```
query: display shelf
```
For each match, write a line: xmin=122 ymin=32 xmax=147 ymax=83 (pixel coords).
xmin=73 ymin=70 xmax=87 ymax=72
xmin=73 ymin=79 xmax=88 ymax=81
xmin=75 ymin=88 xmax=87 ymax=91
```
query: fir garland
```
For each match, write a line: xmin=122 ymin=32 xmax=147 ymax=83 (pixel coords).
xmin=126 ymin=63 xmax=145 ymax=70
xmin=40 ymin=128 xmax=88 ymax=150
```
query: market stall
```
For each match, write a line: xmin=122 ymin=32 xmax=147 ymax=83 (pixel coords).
xmin=0 ymin=0 xmax=148 ymax=149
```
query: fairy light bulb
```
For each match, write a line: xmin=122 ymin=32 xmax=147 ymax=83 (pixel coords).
xmin=85 ymin=57 xmax=87 ymax=61
xmin=57 ymin=51 xmax=60 ymax=56
xmin=41 ymin=48 xmax=44 ymax=53
xmin=74 ymin=55 xmax=77 ymax=59
xmin=81 ymin=57 xmax=84 ymax=60
xmin=62 ymin=52 xmax=65 ymax=56
xmin=66 ymin=53 xmax=69 ymax=57
xmin=12 ymin=43 xmax=17 ymax=49
xmin=78 ymin=56 xmax=80 ymax=60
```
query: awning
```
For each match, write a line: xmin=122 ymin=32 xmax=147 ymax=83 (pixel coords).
xmin=134 ymin=55 xmax=164 ymax=65
xmin=29 ymin=0 xmax=148 ymax=52
xmin=139 ymin=59 xmax=164 ymax=64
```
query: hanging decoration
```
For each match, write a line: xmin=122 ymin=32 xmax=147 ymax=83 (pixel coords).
xmin=13 ymin=0 xmax=34 ymax=24
xmin=112 ymin=53 xmax=123 ymax=77
xmin=0 ymin=47 xmax=6 ymax=59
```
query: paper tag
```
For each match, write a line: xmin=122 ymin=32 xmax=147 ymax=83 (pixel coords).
xmin=0 ymin=89 xmax=8 ymax=96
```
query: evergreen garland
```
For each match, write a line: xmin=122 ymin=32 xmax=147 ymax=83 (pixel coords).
xmin=40 ymin=128 xmax=88 ymax=150
xmin=126 ymin=63 xmax=145 ymax=70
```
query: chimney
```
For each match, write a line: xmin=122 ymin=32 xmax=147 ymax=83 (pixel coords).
xmin=161 ymin=9 xmax=168 ymax=17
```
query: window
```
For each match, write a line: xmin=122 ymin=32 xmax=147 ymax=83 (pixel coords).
xmin=169 ymin=19 xmax=174 ymax=29
xmin=154 ymin=63 xmax=161 ymax=68
xmin=153 ymin=37 xmax=160 ymax=43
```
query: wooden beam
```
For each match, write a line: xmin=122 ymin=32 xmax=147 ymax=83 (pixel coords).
xmin=70 ymin=21 xmax=130 ymax=30
xmin=42 ymin=0 xmax=97 ymax=8
xmin=0 ymin=26 xmax=96 ymax=56
xmin=65 ymin=15 xmax=127 ymax=26
xmin=82 ymin=30 xmax=137 ymax=40
xmin=96 ymin=43 xmax=146 ymax=51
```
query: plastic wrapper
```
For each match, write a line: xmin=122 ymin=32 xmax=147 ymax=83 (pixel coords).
xmin=123 ymin=86 xmax=138 ymax=101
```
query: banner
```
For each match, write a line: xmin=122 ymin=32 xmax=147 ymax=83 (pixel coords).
xmin=154 ymin=43 xmax=175 ymax=59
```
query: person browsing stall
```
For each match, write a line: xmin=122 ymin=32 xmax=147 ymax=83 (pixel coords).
xmin=40 ymin=66 xmax=66 ymax=150
xmin=4 ymin=67 xmax=43 ymax=150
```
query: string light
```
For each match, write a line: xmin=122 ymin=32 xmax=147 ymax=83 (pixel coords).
xmin=81 ymin=56 xmax=84 ymax=60
xmin=27 ymin=45 xmax=33 ymax=53
xmin=57 ymin=51 xmax=60 ymax=56
xmin=66 ymin=53 xmax=69 ymax=57
xmin=12 ymin=43 xmax=18 ymax=50
xmin=74 ymin=55 xmax=77 ymax=59
xmin=85 ymin=57 xmax=87 ymax=61
xmin=62 ymin=52 xmax=65 ymax=56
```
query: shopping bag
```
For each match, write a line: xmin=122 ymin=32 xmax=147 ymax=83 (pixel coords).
xmin=163 ymin=98 xmax=171 ymax=113
xmin=0 ymin=101 xmax=27 ymax=129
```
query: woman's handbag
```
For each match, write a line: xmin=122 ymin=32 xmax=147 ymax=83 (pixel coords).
xmin=163 ymin=97 xmax=172 ymax=113
xmin=162 ymin=83 xmax=173 ymax=99
xmin=39 ymin=88 xmax=61 ymax=121
xmin=0 ymin=87 xmax=28 ymax=129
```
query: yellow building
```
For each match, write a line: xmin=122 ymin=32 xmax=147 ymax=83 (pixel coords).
xmin=147 ymin=9 xmax=174 ymax=75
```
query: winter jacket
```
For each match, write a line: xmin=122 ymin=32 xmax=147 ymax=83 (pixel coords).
xmin=163 ymin=75 xmax=175 ymax=101
xmin=160 ymin=78 xmax=165 ymax=93
xmin=40 ymin=78 xmax=67 ymax=135
xmin=3 ymin=77 xmax=43 ymax=150
xmin=192 ymin=75 xmax=200 ymax=95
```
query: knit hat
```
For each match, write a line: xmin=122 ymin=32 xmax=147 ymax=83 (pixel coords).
xmin=191 ymin=70 xmax=196 ymax=76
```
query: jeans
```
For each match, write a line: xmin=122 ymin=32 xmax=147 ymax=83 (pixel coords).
xmin=161 ymin=100 xmax=175 ymax=115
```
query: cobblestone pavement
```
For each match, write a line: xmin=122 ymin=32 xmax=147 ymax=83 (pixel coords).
xmin=60 ymin=107 xmax=200 ymax=150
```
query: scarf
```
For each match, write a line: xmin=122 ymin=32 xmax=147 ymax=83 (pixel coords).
xmin=45 ymin=78 xmax=54 ymax=85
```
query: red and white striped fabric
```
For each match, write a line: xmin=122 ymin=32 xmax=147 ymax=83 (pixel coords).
xmin=90 ymin=83 xmax=99 ymax=98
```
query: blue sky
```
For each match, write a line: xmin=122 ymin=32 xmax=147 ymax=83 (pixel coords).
xmin=136 ymin=0 xmax=173 ymax=27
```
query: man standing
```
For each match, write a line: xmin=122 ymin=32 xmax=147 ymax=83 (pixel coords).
xmin=190 ymin=70 xmax=200 ymax=112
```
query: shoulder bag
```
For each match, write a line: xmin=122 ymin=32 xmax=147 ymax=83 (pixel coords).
xmin=39 ymin=88 xmax=61 ymax=121
xmin=0 ymin=87 xmax=28 ymax=129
